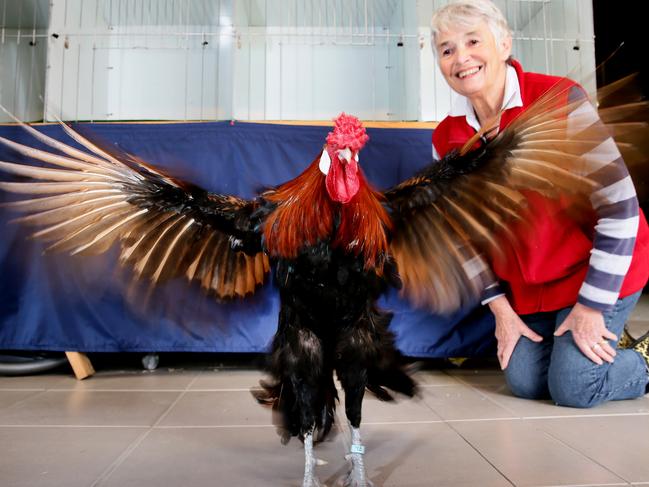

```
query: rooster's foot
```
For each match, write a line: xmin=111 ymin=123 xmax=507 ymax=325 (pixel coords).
xmin=302 ymin=432 xmax=324 ymax=487
xmin=342 ymin=426 xmax=372 ymax=487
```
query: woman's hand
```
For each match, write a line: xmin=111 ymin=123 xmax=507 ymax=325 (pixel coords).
xmin=554 ymin=303 xmax=617 ymax=365
xmin=489 ymin=296 xmax=543 ymax=370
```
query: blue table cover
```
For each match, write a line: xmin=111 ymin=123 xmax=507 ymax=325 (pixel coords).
xmin=0 ymin=121 xmax=496 ymax=357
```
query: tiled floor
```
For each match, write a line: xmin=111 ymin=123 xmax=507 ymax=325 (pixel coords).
xmin=1 ymin=301 xmax=648 ymax=487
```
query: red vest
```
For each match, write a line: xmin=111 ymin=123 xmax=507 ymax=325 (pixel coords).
xmin=432 ymin=60 xmax=649 ymax=314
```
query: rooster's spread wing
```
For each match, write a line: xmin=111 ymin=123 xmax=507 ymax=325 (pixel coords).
xmin=385 ymin=75 xmax=648 ymax=313
xmin=0 ymin=116 xmax=270 ymax=299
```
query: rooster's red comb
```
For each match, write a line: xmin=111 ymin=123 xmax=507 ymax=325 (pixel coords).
xmin=326 ymin=113 xmax=369 ymax=152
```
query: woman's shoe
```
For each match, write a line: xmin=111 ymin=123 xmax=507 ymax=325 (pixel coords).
xmin=630 ymin=331 xmax=649 ymax=394
xmin=617 ymin=327 xmax=636 ymax=349
xmin=631 ymin=331 xmax=649 ymax=366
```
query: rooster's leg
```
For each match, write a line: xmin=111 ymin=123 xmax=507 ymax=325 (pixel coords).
xmin=302 ymin=429 xmax=322 ymax=487
xmin=338 ymin=366 xmax=373 ymax=487
xmin=283 ymin=325 xmax=325 ymax=487
xmin=344 ymin=425 xmax=372 ymax=487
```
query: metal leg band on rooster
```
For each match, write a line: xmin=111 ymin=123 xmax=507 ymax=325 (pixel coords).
xmin=344 ymin=426 xmax=372 ymax=487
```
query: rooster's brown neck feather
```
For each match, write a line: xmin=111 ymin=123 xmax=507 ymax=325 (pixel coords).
xmin=263 ymin=157 xmax=391 ymax=270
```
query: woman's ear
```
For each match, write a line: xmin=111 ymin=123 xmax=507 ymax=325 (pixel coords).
xmin=500 ymin=35 xmax=512 ymax=61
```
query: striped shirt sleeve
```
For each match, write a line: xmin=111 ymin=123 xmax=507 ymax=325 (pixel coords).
xmin=481 ymin=280 xmax=505 ymax=305
xmin=568 ymin=87 xmax=640 ymax=311
xmin=459 ymin=252 xmax=505 ymax=305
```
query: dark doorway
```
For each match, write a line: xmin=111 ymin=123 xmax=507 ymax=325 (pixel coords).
xmin=593 ymin=0 xmax=648 ymax=95
xmin=593 ymin=1 xmax=648 ymax=293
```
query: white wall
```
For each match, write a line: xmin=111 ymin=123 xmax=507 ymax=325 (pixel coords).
xmin=233 ymin=1 xmax=404 ymax=121
xmin=42 ymin=0 xmax=235 ymax=122
xmin=0 ymin=0 xmax=597 ymax=123
xmin=233 ymin=27 xmax=393 ymax=120
xmin=386 ymin=0 xmax=418 ymax=120
xmin=509 ymin=0 xmax=596 ymax=90
xmin=0 ymin=29 xmax=47 ymax=122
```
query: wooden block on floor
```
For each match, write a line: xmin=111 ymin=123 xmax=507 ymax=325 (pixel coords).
xmin=65 ymin=352 xmax=95 ymax=380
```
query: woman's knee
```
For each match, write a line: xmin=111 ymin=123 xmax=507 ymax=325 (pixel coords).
xmin=547 ymin=365 xmax=601 ymax=408
xmin=504 ymin=366 xmax=549 ymax=399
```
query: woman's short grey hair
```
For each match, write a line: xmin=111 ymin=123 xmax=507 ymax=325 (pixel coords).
xmin=431 ymin=0 xmax=512 ymax=49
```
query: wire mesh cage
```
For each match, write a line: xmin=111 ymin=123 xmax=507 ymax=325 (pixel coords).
xmin=0 ymin=0 xmax=49 ymax=122
xmin=0 ymin=0 xmax=596 ymax=123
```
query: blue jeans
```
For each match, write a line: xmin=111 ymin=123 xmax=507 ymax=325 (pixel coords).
xmin=504 ymin=291 xmax=648 ymax=408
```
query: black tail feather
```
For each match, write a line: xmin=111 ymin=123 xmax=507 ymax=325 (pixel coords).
xmin=367 ymin=365 xmax=417 ymax=401
xmin=252 ymin=376 xmax=338 ymax=444
xmin=315 ymin=375 xmax=338 ymax=442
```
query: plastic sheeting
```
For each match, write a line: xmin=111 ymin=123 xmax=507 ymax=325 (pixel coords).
xmin=0 ymin=121 xmax=496 ymax=357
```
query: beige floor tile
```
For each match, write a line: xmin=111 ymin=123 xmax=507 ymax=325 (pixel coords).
xmin=362 ymin=423 xmax=512 ymax=487
xmin=100 ymin=422 xmax=513 ymax=487
xmin=627 ymin=320 xmax=649 ymax=339
xmin=189 ymin=368 xmax=269 ymax=390
xmin=528 ymin=415 xmax=649 ymax=484
xmin=451 ymin=419 xmax=627 ymax=486
xmin=99 ymin=426 xmax=346 ymax=487
xmin=628 ymin=292 xmax=649 ymax=338
xmin=410 ymin=368 xmax=464 ymax=386
xmin=478 ymin=384 xmax=649 ymax=418
xmin=158 ymin=390 xmax=273 ymax=426
xmin=61 ymin=369 xmax=200 ymax=391
xmin=189 ymin=368 xmax=449 ymax=392
xmin=444 ymin=366 xmax=508 ymax=386
xmin=0 ymin=390 xmax=180 ymax=426
xmin=0 ymin=373 xmax=71 ymax=390
xmin=161 ymin=388 xmax=438 ymax=428
xmin=0 ymin=389 xmax=44 ymax=410
xmin=359 ymin=393 xmax=442 ymax=424
xmin=0 ymin=426 xmax=145 ymax=487
xmin=630 ymin=294 xmax=649 ymax=321
xmin=421 ymin=384 xmax=517 ymax=421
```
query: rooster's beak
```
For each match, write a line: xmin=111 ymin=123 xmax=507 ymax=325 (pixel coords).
xmin=319 ymin=146 xmax=358 ymax=175
xmin=337 ymin=147 xmax=353 ymax=164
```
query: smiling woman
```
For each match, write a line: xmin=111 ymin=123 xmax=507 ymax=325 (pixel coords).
xmin=429 ymin=0 xmax=649 ymax=408
xmin=433 ymin=9 xmax=512 ymax=127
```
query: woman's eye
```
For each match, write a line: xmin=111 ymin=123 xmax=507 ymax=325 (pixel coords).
xmin=441 ymin=48 xmax=452 ymax=56
xmin=469 ymin=39 xmax=479 ymax=46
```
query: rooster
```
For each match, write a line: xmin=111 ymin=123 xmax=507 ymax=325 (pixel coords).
xmin=0 ymin=74 xmax=646 ymax=487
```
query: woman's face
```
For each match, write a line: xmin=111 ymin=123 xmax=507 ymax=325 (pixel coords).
xmin=435 ymin=20 xmax=511 ymax=100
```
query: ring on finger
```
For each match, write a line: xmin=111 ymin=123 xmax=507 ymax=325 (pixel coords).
xmin=591 ymin=342 xmax=602 ymax=350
